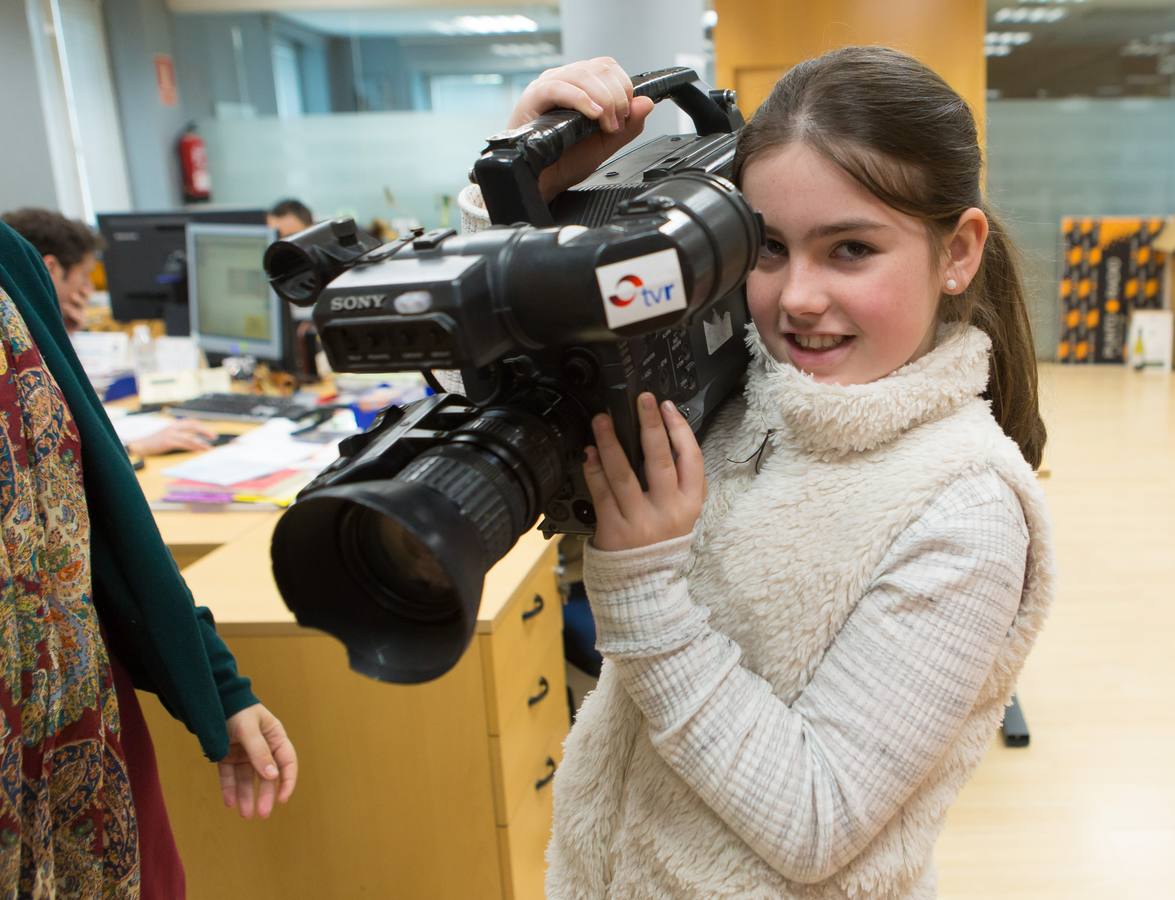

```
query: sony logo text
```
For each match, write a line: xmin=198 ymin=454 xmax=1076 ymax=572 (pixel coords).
xmin=330 ymin=294 xmax=385 ymax=312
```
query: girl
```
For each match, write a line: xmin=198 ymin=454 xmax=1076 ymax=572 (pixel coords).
xmin=464 ymin=49 xmax=1054 ymax=898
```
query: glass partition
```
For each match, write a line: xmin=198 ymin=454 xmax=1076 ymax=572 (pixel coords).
xmin=198 ymin=109 xmax=508 ymax=232
xmin=173 ymin=5 xmax=563 ymax=232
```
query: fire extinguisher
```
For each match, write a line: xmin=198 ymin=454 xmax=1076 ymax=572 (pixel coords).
xmin=178 ymin=123 xmax=211 ymax=202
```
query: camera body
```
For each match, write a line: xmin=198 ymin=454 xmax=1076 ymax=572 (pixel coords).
xmin=306 ymin=131 xmax=750 ymax=537
xmin=264 ymin=68 xmax=762 ymax=683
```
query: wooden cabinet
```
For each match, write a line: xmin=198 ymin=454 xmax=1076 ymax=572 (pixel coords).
xmin=140 ymin=522 xmax=568 ymax=900
xmin=478 ymin=552 xmax=569 ymax=899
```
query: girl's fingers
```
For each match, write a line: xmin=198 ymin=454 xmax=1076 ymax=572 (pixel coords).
xmin=592 ymin=59 xmax=632 ymax=129
xmin=661 ymin=401 xmax=705 ymax=502
xmin=513 ymin=80 xmax=602 ymax=128
xmin=514 ymin=59 xmax=631 ymax=132
xmin=637 ymin=393 xmax=677 ymax=498
xmin=581 ymin=446 xmax=618 ymax=517
xmin=575 ymin=70 xmax=624 ymax=132
xmin=591 ymin=413 xmax=643 ymax=513
xmin=614 ymin=60 xmax=635 ymax=104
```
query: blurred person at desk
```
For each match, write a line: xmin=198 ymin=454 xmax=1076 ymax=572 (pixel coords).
xmin=0 ymin=219 xmax=298 ymax=897
xmin=268 ymin=198 xmax=325 ymax=380
xmin=4 ymin=207 xmax=223 ymax=459
xmin=266 ymin=198 xmax=313 ymax=238
xmin=2 ymin=207 xmax=99 ymax=334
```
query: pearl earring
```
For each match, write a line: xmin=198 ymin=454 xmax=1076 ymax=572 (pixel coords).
xmin=945 ymin=278 xmax=958 ymax=292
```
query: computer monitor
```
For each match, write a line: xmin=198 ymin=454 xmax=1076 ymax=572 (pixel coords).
xmin=97 ymin=208 xmax=266 ymax=335
xmin=186 ymin=223 xmax=285 ymax=363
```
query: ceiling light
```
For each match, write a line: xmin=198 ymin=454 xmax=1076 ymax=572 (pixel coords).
xmin=985 ymin=45 xmax=1014 ymax=57
xmin=986 ymin=31 xmax=1033 ymax=46
xmin=490 ymin=41 xmax=556 ymax=56
xmin=458 ymin=15 xmax=538 ymax=34
xmin=521 ymin=55 xmax=564 ymax=69
xmin=1121 ymin=40 xmax=1163 ymax=57
xmin=432 ymin=15 xmax=539 ymax=36
xmin=994 ymin=7 xmax=1067 ymax=24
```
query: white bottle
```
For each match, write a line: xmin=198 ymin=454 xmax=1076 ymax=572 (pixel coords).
xmin=131 ymin=323 xmax=157 ymax=377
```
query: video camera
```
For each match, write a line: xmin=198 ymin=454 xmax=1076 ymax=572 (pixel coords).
xmin=263 ymin=67 xmax=762 ymax=684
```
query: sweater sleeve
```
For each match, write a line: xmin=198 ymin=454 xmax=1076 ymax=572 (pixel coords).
xmin=585 ymin=468 xmax=1029 ymax=884
xmin=194 ymin=606 xmax=259 ymax=720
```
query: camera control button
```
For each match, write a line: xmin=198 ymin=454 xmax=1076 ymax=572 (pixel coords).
xmin=412 ymin=228 xmax=456 ymax=251
xmin=393 ymin=291 xmax=433 ymax=315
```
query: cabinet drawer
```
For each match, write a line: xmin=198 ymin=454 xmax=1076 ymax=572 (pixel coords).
xmin=496 ymin=728 xmax=563 ymax=900
xmin=481 ymin=548 xmax=562 ymax=734
xmin=488 ymin=635 xmax=569 ymax=825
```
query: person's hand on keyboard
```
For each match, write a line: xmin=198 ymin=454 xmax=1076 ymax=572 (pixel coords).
xmin=126 ymin=419 xmax=219 ymax=456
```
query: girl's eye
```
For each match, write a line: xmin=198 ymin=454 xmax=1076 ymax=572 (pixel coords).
xmin=761 ymin=238 xmax=787 ymax=260
xmin=833 ymin=240 xmax=874 ymax=261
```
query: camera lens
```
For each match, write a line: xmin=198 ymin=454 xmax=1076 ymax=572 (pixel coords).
xmin=342 ymin=506 xmax=460 ymax=624
xmin=270 ymin=396 xmax=574 ymax=683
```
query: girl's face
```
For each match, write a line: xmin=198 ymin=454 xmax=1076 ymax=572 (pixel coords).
xmin=742 ymin=143 xmax=946 ymax=385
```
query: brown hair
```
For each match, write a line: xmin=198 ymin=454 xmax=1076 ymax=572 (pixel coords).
xmin=1 ymin=207 xmax=104 ymax=272
xmin=733 ymin=46 xmax=1046 ymax=469
xmin=268 ymin=198 xmax=314 ymax=227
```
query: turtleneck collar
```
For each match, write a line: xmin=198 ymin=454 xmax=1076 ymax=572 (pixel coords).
xmin=742 ymin=321 xmax=993 ymax=457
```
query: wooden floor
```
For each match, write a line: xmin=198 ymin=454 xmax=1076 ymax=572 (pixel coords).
xmin=937 ymin=363 xmax=1175 ymax=899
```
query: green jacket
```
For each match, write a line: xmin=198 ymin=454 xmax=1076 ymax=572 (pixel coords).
xmin=0 ymin=220 xmax=257 ymax=761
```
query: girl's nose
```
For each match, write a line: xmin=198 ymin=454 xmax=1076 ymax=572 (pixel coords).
xmin=777 ymin=265 xmax=831 ymax=319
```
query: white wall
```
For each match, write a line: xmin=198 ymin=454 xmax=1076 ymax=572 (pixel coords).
xmin=0 ymin=2 xmax=67 ymax=212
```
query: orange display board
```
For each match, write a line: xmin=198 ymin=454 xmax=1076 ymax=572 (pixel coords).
xmin=1057 ymin=217 xmax=1168 ymax=365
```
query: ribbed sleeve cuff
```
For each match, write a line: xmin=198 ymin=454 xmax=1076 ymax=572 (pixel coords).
xmin=583 ymin=533 xmax=706 ymax=656
xmin=457 ymin=183 xmax=490 ymax=233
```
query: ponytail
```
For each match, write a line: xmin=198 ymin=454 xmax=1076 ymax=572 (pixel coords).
xmin=960 ymin=210 xmax=1047 ymax=469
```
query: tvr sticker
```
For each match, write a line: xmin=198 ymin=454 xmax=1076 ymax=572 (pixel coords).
xmin=596 ymin=248 xmax=686 ymax=330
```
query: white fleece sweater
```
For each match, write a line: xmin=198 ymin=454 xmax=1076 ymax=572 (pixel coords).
xmin=546 ymin=324 xmax=1055 ymax=899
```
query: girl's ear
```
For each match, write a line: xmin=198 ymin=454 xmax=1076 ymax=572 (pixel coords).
xmin=42 ymin=254 xmax=63 ymax=278
xmin=942 ymin=208 xmax=989 ymax=291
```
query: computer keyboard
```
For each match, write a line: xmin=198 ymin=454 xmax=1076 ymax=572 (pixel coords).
xmin=165 ymin=393 xmax=320 ymax=422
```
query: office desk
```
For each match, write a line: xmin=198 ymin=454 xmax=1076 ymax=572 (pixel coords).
xmin=136 ymin=441 xmax=568 ymax=899
xmin=138 ymin=439 xmax=278 ymax=568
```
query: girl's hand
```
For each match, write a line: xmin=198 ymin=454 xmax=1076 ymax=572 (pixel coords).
xmin=508 ymin=57 xmax=655 ymax=202
xmin=218 ymin=704 xmax=298 ymax=819
xmin=583 ymin=392 xmax=705 ymax=552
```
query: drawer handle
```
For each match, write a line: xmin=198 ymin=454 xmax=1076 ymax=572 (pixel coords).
xmin=527 ymin=676 xmax=551 ymax=707
xmin=534 ymin=757 xmax=557 ymax=791
xmin=521 ymin=593 xmax=545 ymax=622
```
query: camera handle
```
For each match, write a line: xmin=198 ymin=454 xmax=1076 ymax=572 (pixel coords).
xmin=474 ymin=66 xmax=742 ymax=228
